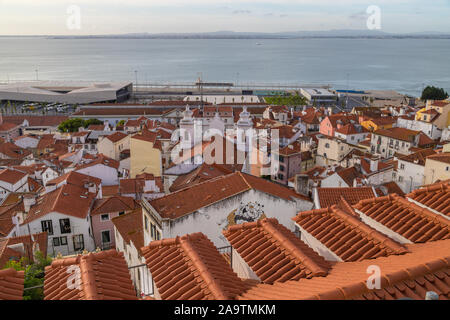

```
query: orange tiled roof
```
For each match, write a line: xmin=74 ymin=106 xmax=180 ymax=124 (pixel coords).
xmin=407 ymin=180 xmax=449 ymax=217
xmin=0 ymin=201 xmax=24 ymax=237
xmin=0 ymin=268 xmax=25 ymax=300
xmin=101 ymin=185 xmax=119 ymax=198
xmin=316 ymin=187 xmax=376 ymax=208
xmin=150 ymin=172 xmax=309 ymax=220
xmin=92 ymin=196 xmax=139 ymax=215
xmin=223 ymin=218 xmax=331 ymax=283
xmin=169 ymin=163 xmax=233 ymax=192
xmin=141 ymin=233 xmax=251 ymax=300
xmin=44 ymin=250 xmax=137 ymax=300
xmin=105 ymin=131 xmax=128 ymax=143
xmin=426 ymin=152 xmax=450 ymax=165
xmin=373 ymin=127 xmax=419 ymax=142
xmin=0 ymin=122 xmax=20 ymax=132
xmin=293 ymin=205 xmax=408 ymax=262
xmin=237 ymin=239 xmax=450 ymax=300
xmin=398 ymin=148 xmax=436 ymax=166
xmin=335 ymin=167 xmax=362 ymax=187
xmin=46 ymin=171 xmax=102 ymax=188
xmin=0 ymin=142 xmax=32 ymax=159
xmin=24 ymin=184 xmax=95 ymax=223
xmin=0 ymin=168 xmax=27 ymax=184
xmin=354 ymin=194 xmax=450 ymax=243
xmin=76 ymin=154 xmax=120 ymax=170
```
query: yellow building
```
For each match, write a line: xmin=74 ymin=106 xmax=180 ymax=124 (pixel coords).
xmin=424 ymin=152 xmax=450 ymax=185
xmin=415 ymin=100 xmax=450 ymax=129
xmin=130 ymin=130 xmax=162 ymax=178
xmin=360 ymin=117 xmax=397 ymax=132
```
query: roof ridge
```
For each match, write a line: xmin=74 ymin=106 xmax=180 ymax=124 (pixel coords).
xmin=179 ymin=234 xmax=230 ymax=300
xmin=332 ymin=205 xmax=408 ymax=254
xmin=259 ymin=219 xmax=329 ymax=276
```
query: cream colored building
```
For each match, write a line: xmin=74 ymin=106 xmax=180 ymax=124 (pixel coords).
xmin=97 ymin=132 xmax=130 ymax=161
xmin=130 ymin=131 xmax=162 ymax=178
xmin=424 ymin=153 xmax=450 ymax=185
xmin=315 ymin=135 xmax=355 ymax=167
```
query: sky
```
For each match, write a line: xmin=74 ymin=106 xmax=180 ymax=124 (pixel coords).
xmin=0 ymin=0 xmax=450 ymax=35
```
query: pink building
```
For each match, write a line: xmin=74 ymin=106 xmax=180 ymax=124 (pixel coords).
xmin=90 ymin=195 xmax=140 ymax=250
xmin=319 ymin=114 xmax=359 ymax=137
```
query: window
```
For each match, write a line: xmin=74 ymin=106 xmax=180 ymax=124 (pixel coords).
xmin=398 ymin=176 xmax=404 ymax=183
xmin=277 ymin=174 xmax=284 ymax=180
xmin=101 ymin=214 xmax=109 ymax=221
xmin=325 ymin=143 xmax=330 ymax=148
xmin=144 ymin=216 xmax=149 ymax=231
xmin=156 ymin=230 xmax=161 ymax=240
xmin=41 ymin=220 xmax=53 ymax=235
xmin=53 ymin=237 xmax=60 ymax=247
xmin=60 ymin=236 xmax=68 ymax=246
xmin=400 ymin=164 xmax=405 ymax=170
xmin=59 ymin=219 xmax=71 ymax=234
xmin=150 ymin=223 xmax=156 ymax=239
xmin=279 ymin=156 xmax=284 ymax=163
xmin=73 ymin=234 xmax=84 ymax=251
xmin=118 ymin=211 xmax=125 ymax=216
xmin=101 ymin=230 xmax=111 ymax=244
xmin=446 ymin=166 xmax=450 ymax=172
xmin=279 ymin=165 xmax=285 ymax=172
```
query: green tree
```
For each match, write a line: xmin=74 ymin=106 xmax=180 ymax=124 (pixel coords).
xmin=421 ymin=86 xmax=449 ymax=101
xmin=3 ymin=250 xmax=52 ymax=300
xmin=83 ymin=118 xmax=103 ymax=128
xmin=265 ymin=94 xmax=307 ymax=107
xmin=58 ymin=118 xmax=86 ymax=132
xmin=57 ymin=118 xmax=103 ymax=132
xmin=117 ymin=120 xmax=126 ymax=126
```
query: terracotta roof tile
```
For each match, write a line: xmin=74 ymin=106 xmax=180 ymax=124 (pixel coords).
xmin=3 ymin=115 xmax=68 ymax=127
xmin=92 ymin=196 xmax=139 ymax=215
xmin=0 ymin=268 xmax=25 ymax=300
xmin=0 ymin=143 xmax=32 ymax=159
xmin=237 ymin=239 xmax=450 ymax=300
xmin=141 ymin=233 xmax=251 ymax=300
xmin=0 ymin=168 xmax=27 ymax=184
xmin=354 ymin=194 xmax=450 ymax=243
xmin=102 ymin=185 xmax=119 ymax=198
xmin=407 ymin=180 xmax=449 ymax=217
xmin=316 ymin=187 xmax=376 ymax=208
xmin=335 ymin=167 xmax=362 ymax=187
xmin=223 ymin=218 xmax=331 ymax=283
xmin=76 ymin=154 xmax=120 ymax=170
xmin=169 ymin=163 xmax=233 ymax=192
xmin=293 ymin=205 xmax=408 ymax=262
xmin=46 ymin=171 xmax=102 ymax=188
xmin=44 ymin=250 xmax=137 ymax=300
xmin=426 ymin=153 xmax=450 ymax=165
xmin=373 ymin=127 xmax=420 ymax=142
xmin=24 ymin=184 xmax=96 ymax=224
xmin=105 ymin=132 xmax=128 ymax=143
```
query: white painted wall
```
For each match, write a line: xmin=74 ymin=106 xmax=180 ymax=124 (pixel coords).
xmin=20 ymin=211 xmax=95 ymax=256
xmin=158 ymin=189 xmax=313 ymax=248
xmin=76 ymin=164 xmax=119 ymax=186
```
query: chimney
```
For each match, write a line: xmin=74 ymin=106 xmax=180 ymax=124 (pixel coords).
xmin=23 ymin=194 xmax=36 ymax=213
xmin=294 ymin=174 xmax=309 ymax=197
xmin=370 ymin=157 xmax=379 ymax=172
